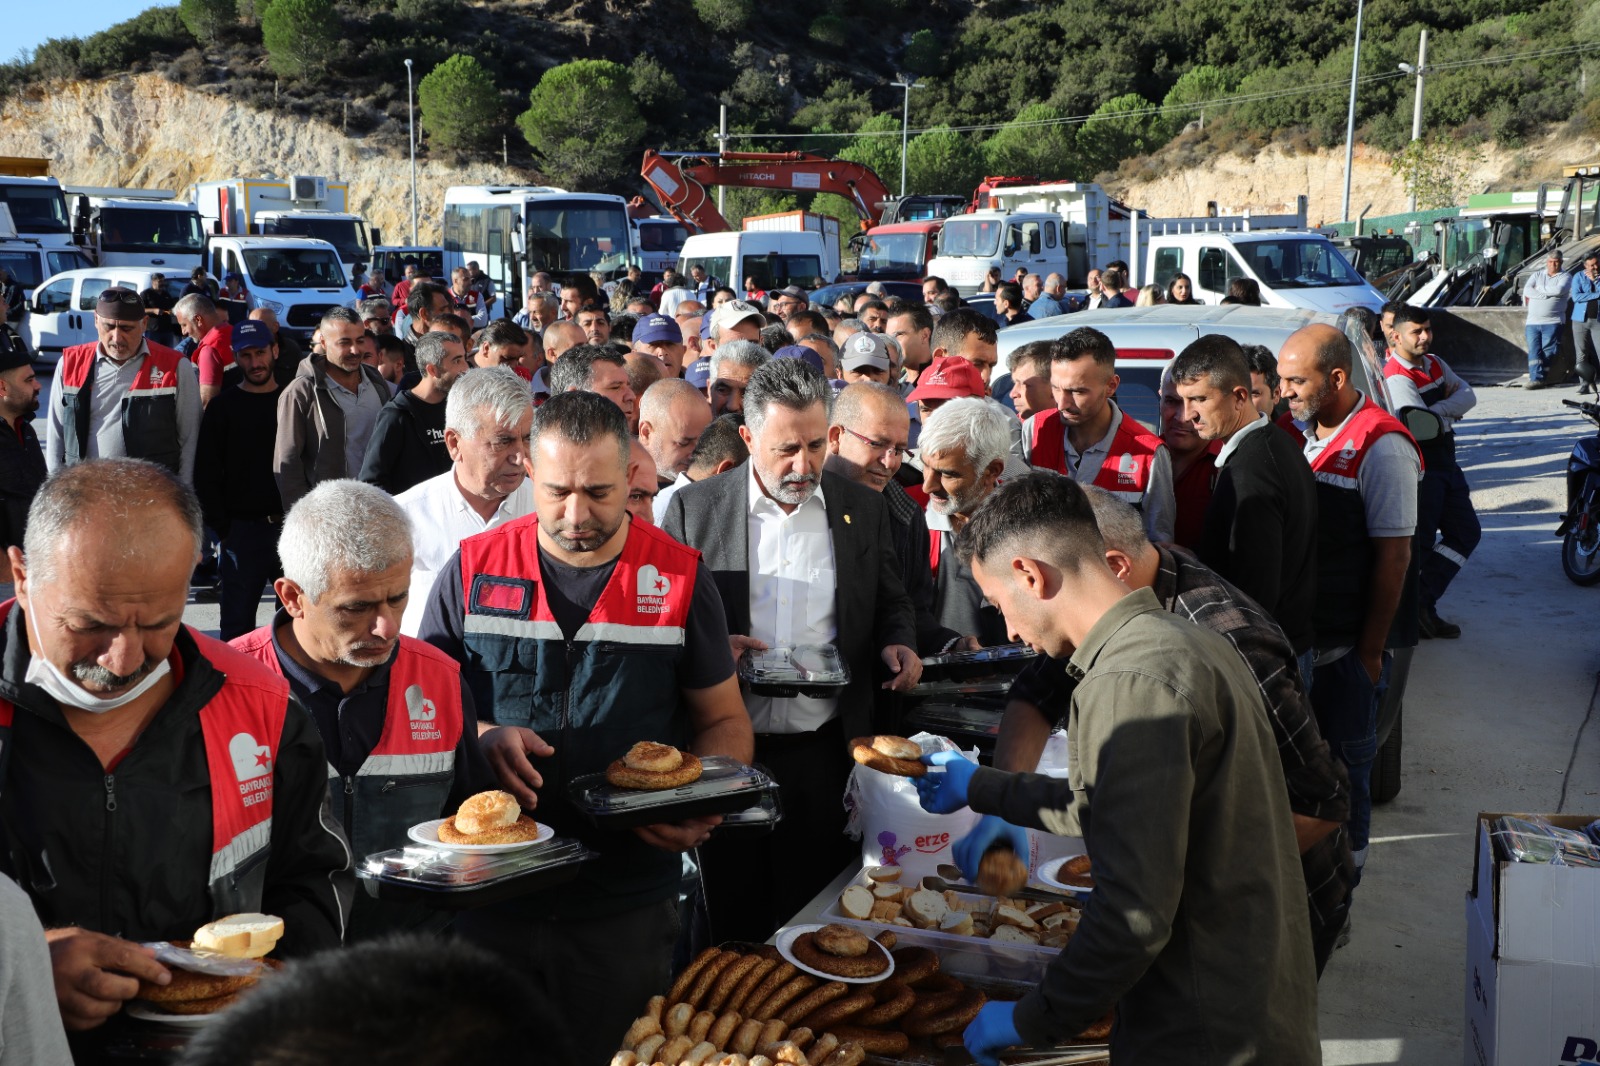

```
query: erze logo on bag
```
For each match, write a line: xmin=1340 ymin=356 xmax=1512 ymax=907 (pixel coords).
xmin=636 ymin=564 xmax=671 ymax=615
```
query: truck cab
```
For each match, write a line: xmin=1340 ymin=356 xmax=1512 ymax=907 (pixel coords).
xmin=193 ymin=177 xmax=376 ymax=280
xmin=856 ymin=221 xmax=944 ymax=282
xmin=1146 ymin=230 xmax=1386 ymax=313
xmin=207 ymin=235 xmax=356 ymax=343
xmin=68 ymin=191 xmax=205 ymax=271
xmin=927 ymin=211 xmax=1065 ymax=295
xmin=633 ymin=216 xmax=689 ymax=277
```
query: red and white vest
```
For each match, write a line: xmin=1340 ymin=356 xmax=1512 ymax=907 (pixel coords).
xmin=56 ymin=341 xmax=186 ymax=471
xmin=0 ymin=601 xmax=290 ymax=916
xmin=1029 ymin=406 xmax=1163 ymax=506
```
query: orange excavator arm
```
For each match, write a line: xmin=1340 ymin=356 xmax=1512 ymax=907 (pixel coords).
xmin=641 ymin=150 xmax=891 ymax=235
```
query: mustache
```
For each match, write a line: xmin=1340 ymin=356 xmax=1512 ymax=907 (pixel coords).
xmin=71 ymin=658 xmax=155 ymax=689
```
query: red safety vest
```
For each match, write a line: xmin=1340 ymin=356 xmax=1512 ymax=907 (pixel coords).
xmin=0 ymin=600 xmax=289 ymax=916
xmin=1029 ymin=407 xmax=1163 ymax=505
xmin=56 ymin=341 xmax=186 ymax=470
xmin=1383 ymin=353 xmax=1450 ymax=408
xmin=1307 ymin=395 xmax=1424 ymax=486
xmin=229 ymin=628 xmax=464 ymax=780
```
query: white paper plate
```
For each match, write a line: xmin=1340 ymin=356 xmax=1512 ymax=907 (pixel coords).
xmin=776 ymin=924 xmax=896 ymax=984
xmin=126 ymin=1002 xmax=217 ymax=1027
xmin=1036 ymin=855 xmax=1094 ymax=895
xmin=406 ymin=817 xmax=553 ymax=853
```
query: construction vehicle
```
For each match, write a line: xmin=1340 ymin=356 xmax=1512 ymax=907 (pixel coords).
xmin=640 ymin=150 xmax=892 ymax=237
xmin=1405 ymin=189 xmax=1553 ymax=307
xmin=192 ymin=176 xmax=377 ymax=277
xmin=67 ymin=187 xmax=205 ymax=271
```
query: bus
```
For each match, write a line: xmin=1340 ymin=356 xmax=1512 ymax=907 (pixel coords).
xmin=442 ymin=185 xmax=634 ymax=313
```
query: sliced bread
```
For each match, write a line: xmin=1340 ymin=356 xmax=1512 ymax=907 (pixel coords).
xmin=194 ymin=913 xmax=284 ymax=958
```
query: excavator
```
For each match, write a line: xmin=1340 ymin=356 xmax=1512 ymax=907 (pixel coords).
xmin=640 ymin=149 xmax=894 ymax=234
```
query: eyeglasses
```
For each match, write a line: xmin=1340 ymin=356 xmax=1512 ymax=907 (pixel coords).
xmin=840 ymin=426 xmax=910 ymax=460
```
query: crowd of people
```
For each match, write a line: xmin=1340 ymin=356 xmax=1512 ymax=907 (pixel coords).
xmin=0 ymin=258 xmax=1483 ymax=1065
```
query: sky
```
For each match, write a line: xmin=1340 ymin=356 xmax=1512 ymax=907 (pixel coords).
xmin=13 ymin=2 xmax=174 ymax=61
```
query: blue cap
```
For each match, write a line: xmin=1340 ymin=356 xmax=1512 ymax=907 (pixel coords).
xmin=684 ymin=356 xmax=712 ymax=389
xmin=231 ymin=320 xmax=275 ymax=352
xmin=633 ymin=314 xmax=682 ymax=347
xmin=773 ymin=344 xmax=825 ymax=374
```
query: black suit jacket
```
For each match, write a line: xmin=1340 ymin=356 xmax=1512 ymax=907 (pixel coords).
xmin=661 ymin=463 xmax=917 ymax=739
xmin=1199 ymin=421 xmax=1319 ymax=655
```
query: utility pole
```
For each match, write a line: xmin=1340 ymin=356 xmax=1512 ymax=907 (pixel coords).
xmin=717 ymin=105 xmax=729 ymax=217
xmin=1340 ymin=0 xmax=1366 ymax=224
xmin=1399 ymin=28 xmax=1429 ymax=213
xmin=890 ymin=76 xmax=924 ymax=197
xmin=405 ymin=58 xmax=418 ymax=245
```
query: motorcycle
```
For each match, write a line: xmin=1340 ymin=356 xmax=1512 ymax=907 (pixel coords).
xmin=1558 ymin=398 xmax=1600 ymax=585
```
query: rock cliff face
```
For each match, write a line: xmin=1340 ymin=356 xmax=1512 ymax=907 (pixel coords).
xmin=0 ymin=73 xmax=532 ymax=245
xmin=5 ymin=72 xmax=1599 ymax=248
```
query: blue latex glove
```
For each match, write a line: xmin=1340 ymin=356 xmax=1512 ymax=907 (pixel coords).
xmin=965 ymin=1000 xmax=1022 ymax=1066
xmin=954 ymin=814 xmax=1031 ymax=884
xmin=914 ymin=750 xmax=976 ymax=813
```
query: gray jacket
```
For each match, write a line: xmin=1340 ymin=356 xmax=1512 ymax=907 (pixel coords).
xmin=273 ymin=356 xmax=389 ymax=509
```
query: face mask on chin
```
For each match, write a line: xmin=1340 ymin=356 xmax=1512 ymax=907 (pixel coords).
xmin=23 ymin=607 xmax=171 ymax=715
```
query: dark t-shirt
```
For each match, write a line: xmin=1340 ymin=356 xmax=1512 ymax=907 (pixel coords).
xmin=418 ymin=532 xmax=736 ymax=719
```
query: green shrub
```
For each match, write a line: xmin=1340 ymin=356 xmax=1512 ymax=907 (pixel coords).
xmin=693 ymin=0 xmax=753 ymax=33
xmin=262 ymin=0 xmax=337 ymax=79
xmin=180 ymin=0 xmax=237 ymax=45
xmin=907 ymin=126 xmax=985 ymax=195
xmin=516 ymin=60 xmax=646 ymax=189
xmin=903 ymin=29 xmax=941 ymax=76
xmin=809 ymin=15 xmax=848 ymax=48
xmin=31 ymin=39 xmax=81 ymax=82
xmin=418 ymin=53 xmax=500 ymax=151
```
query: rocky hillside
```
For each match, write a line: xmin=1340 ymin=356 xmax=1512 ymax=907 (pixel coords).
xmin=0 ymin=73 xmax=529 ymax=245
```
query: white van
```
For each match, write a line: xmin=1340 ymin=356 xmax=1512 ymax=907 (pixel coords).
xmin=678 ymin=230 xmax=837 ymax=296
xmin=24 ymin=266 xmax=168 ymax=365
xmin=206 ymin=235 xmax=356 ymax=343
xmin=1145 ymin=230 xmax=1386 ymax=313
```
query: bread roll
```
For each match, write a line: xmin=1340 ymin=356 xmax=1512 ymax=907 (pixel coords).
xmin=837 ymin=885 xmax=874 ymax=921
xmin=193 ymin=913 xmax=283 ymax=959
xmin=865 ymin=865 xmax=901 ymax=883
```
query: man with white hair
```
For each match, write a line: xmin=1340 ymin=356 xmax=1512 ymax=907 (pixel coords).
xmin=638 ymin=378 xmax=713 ymax=489
xmin=231 ymin=479 xmax=491 ymax=939
xmin=1 ymin=460 xmax=351 ymax=1043
xmin=395 ymin=367 xmax=535 ymax=636
xmin=514 ymin=290 xmax=559 ymax=334
xmin=662 ymin=358 xmax=920 ymax=942
xmin=706 ymin=340 xmax=770 ymax=416
xmin=920 ymin=397 xmax=1014 ymax=646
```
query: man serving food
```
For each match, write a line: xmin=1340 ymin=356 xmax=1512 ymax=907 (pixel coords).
xmin=418 ymin=390 xmax=753 ymax=1064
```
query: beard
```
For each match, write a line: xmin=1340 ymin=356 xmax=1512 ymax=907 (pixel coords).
xmin=72 ymin=657 xmax=156 ymax=692
xmin=334 ymin=641 xmax=394 ymax=668
xmin=1295 ymin=377 xmax=1337 ymax=422
xmin=760 ymin=466 xmax=819 ymax=506
xmin=550 ymin=513 xmax=624 ymax=553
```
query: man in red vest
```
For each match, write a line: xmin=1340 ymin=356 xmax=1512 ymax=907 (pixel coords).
xmin=417 ymin=390 xmax=753 ymax=1064
xmin=1279 ymin=323 xmax=1420 ymax=893
xmin=0 ymin=459 xmax=351 ymax=1049
xmin=231 ymin=479 xmax=493 ymax=940
xmin=44 ymin=287 xmax=201 ymax=483
xmin=1021 ymin=326 xmax=1175 ymax=543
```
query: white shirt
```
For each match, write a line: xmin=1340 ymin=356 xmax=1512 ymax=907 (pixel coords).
xmin=745 ymin=464 xmax=838 ymax=734
xmin=1213 ymin=413 xmax=1269 ymax=470
xmin=653 ymin=471 xmax=692 ymax=524
xmin=395 ymin=469 xmax=534 ymax=635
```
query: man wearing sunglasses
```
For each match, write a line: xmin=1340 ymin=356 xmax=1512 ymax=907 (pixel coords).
xmin=45 ymin=287 xmax=201 ymax=484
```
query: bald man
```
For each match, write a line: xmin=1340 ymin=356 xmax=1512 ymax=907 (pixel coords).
xmin=627 ymin=440 xmax=659 ymax=526
xmin=542 ymin=321 xmax=585 ymax=363
xmin=638 ymin=379 xmax=713 ymax=488
xmin=1277 ymin=323 xmax=1420 ymax=891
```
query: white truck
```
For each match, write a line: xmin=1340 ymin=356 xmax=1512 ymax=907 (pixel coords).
xmin=633 ymin=215 xmax=689 ymax=276
xmin=678 ymin=225 xmax=839 ymax=297
xmin=0 ymin=204 xmax=92 ymax=307
xmin=192 ymin=176 xmax=377 ymax=278
xmin=67 ymin=187 xmax=205 ymax=272
xmin=1144 ymin=228 xmax=1387 ymax=313
xmin=741 ymin=211 xmax=841 ymax=283
xmin=205 ymin=234 xmax=356 ymax=343
xmin=926 ymin=182 xmax=1307 ymax=296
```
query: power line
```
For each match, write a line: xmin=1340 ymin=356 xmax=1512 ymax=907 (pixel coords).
xmin=728 ymin=40 xmax=1600 ymax=143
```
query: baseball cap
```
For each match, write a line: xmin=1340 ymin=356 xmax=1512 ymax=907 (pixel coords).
xmin=710 ymin=299 xmax=764 ymax=336
xmin=633 ymin=314 xmax=683 ymax=347
xmin=772 ymin=344 xmax=825 ymax=374
xmin=95 ymin=287 xmax=145 ymax=323
xmin=840 ymin=331 xmax=890 ymax=372
xmin=774 ymin=285 xmax=808 ymax=302
xmin=684 ymin=356 xmax=713 ymax=389
xmin=908 ymin=356 xmax=988 ymax=402
xmin=0 ymin=330 xmax=28 ymax=372
xmin=231 ymin=320 xmax=276 ymax=352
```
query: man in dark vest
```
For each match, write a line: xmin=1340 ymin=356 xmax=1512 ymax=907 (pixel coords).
xmin=1020 ymin=326 xmax=1174 ymax=543
xmin=44 ymin=287 xmax=201 ymax=483
xmin=0 ymin=460 xmax=351 ymax=1054
xmin=1279 ymin=323 xmax=1420 ymax=890
xmin=418 ymin=391 xmax=753 ymax=1065
xmin=0 ymin=334 xmax=44 ymax=602
xmin=231 ymin=480 xmax=491 ymax=940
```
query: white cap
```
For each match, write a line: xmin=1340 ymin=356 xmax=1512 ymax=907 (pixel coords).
xmin=710 ymin=299 xmax=764 ymax=337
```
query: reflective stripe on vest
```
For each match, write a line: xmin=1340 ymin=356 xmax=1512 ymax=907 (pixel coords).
xmin=0 ymin=602 xmax=288 ymax=913
xmin=1383 ymin=353 xmax=1449 ymax=408
xmin=57 ymin=341 xmax=186 ymax=468
xmin=1307 ymin=395 xmax=1424 ymax=486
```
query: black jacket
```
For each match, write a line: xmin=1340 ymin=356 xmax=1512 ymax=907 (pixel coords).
xmin=661 ymin=464 xmax=917 ymax=739
xmin=881 ymin=481 xmax=961 ymax=655
xmin=0 ymin=415 xmax=45 ymax=551
xmin=358 ymin=388 xmax=450 ymax=495
xmin=0 ymin=609 xmax=353 ymax=956
xmin=1199 ymin=421 xmax=1319 ymax=654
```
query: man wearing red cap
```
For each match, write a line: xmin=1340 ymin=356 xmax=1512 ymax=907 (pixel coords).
xmin=1020 ymin=326 xmax=1175 ymax=544
xmin=907 ymin=354 xmax=989 ymax=420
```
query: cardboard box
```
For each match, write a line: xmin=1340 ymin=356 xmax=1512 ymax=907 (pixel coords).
xmin=1465 ymin=812 xmax=1600 ymax=1066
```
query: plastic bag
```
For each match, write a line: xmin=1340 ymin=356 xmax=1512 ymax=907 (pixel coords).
xmin=1490 ymin=815 xmax=1600 ymax=868
xmin=844 ymin=732 xmax=979 ymax=884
